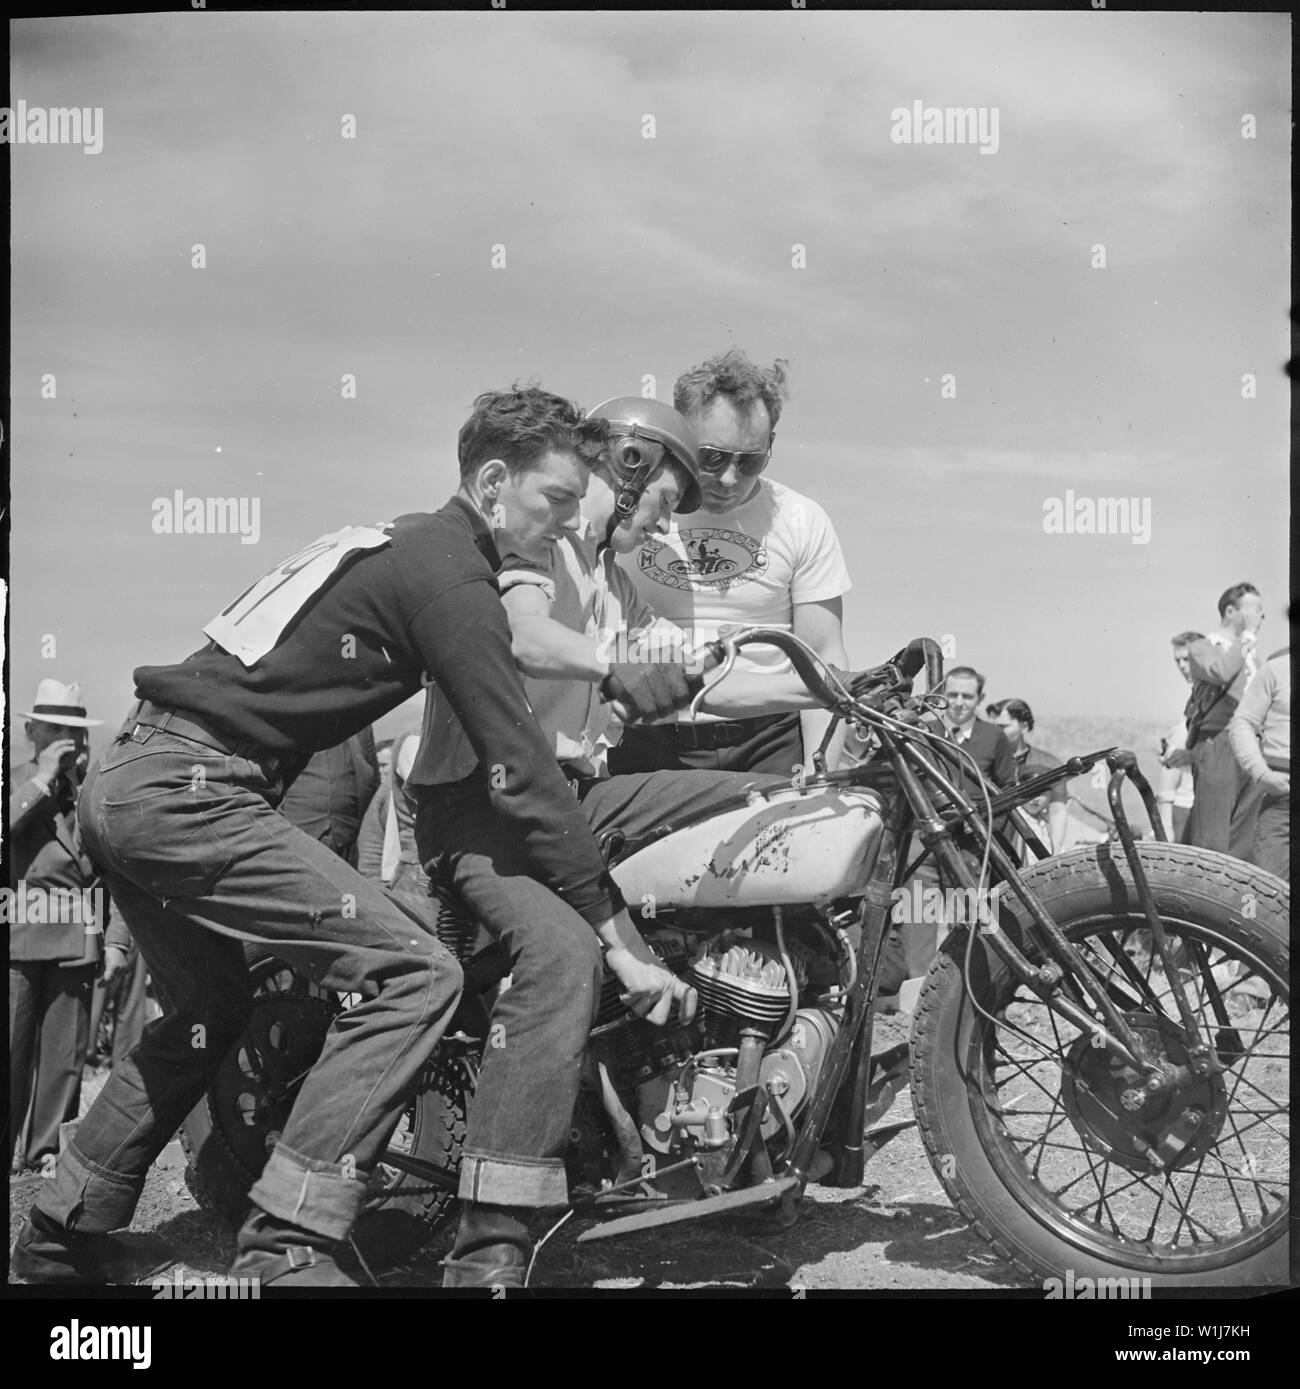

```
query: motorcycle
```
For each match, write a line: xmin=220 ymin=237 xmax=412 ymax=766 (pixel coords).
xmin=183 ymin=629 xmax=1290 ymax=1287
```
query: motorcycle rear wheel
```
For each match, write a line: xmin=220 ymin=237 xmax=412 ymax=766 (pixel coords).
xmin=911 ymin=843 xmax=1289 ymax=1289
xmin=180 ymin=953 xmax=466 ymax=1269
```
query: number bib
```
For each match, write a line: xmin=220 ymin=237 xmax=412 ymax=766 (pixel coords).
xmin=204 ymin=523 xmax=394 ymax=666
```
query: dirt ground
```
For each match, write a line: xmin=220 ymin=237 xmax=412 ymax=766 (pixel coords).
xmin=8 ymin=1012 xmax=1023 ymax=1292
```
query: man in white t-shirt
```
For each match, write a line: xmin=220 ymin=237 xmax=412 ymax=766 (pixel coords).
xmin=610 ymin=349 xmax=852 ymax=780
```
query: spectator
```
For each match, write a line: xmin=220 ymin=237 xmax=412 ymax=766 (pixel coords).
xmin=356 ymin=738 xmax=394 ymax=883
xmin=936 ymin=666 xmax=1016 ymax=785
xmin=1183 ymin=584 xmax=1266 ymax=859
xmin=612 ymin=348 xmax=851 ymax=777
xmin=380 ymin=730 xmax=444 ymax=932
xmin=86 ymin=933 xmax=149 ymax=1069
xmin=8 ymin=682 xmax=129 ymax=1170
xmin=891 ymin=666 xmax=1015 ymax=1009
xmin=1156 ymin=631 xmax=1203 ymax=842
xmin=277 ymin=728 xmax=381 ymax=868
xmin=1228 ymin=620 xmax=1290 ymax=880
xmin=987 ymin=697 xmax=1069 ymax=855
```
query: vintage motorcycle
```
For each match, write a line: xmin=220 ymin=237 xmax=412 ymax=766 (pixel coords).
xmin=183 ymin=629 xmax=1290 ymax=1287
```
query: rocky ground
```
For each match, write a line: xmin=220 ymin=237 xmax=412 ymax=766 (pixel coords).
xmin=8 ymin=1012 xmax=1023 ymax=1293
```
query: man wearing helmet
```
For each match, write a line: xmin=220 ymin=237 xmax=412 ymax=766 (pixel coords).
xmin=489 ymin=394 xmax=841 ymax=745
xmin=409 ymin=394 xmax=835 ymax=1286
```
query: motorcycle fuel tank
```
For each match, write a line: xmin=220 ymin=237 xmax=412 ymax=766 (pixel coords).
xmin=611 ymin=785 xmax=884 ymax=908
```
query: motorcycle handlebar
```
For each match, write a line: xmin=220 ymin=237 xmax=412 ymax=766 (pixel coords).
xmin=699 ymin=627 xmax=945 ymax=715
xmin=887 ymin=637 xmax=945 ymax=693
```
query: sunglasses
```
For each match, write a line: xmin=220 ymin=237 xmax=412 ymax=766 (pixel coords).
xmin=696 ymin=444 xmax=772 ymax=477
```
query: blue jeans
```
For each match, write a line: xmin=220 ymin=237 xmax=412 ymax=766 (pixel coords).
xmin=414 ymin=767 xmax=779 ymax=1209
xmin=34 ymin=711 xmax=463 ymax=1242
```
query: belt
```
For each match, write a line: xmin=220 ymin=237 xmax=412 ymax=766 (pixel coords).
xmin=651 ymin=711 xmax=792 ymax=752
xmin=123 ymin=700 xmax=284 ymax=772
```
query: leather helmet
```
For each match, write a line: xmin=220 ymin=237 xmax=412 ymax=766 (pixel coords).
xmin=585 ymin=397 xmax=702 ymax=519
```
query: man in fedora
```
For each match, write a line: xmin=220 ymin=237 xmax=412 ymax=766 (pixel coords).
xmin=8 ymin=682 xmax=129 ymax=1171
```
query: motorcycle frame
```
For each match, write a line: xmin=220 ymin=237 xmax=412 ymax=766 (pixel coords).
xmin=386 ymin=632 xmax=1221 ymax=1220
xmin=688 ymin=630 xmax=1222 ymax=1201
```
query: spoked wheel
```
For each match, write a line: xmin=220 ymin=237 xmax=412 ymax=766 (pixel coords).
xmin=912 ymin=843 xmax=1289 ymax=1288
xmin=181 ymin=954 xmax=468 ymax=1269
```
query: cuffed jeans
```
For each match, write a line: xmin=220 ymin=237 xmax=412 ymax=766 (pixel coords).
xmin=414 ymin=766 xmax=777 ymax=1209
xmin=34 ymin=714 xmax=462 ymax=1243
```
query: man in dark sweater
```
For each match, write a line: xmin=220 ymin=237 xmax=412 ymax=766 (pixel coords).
xmin=12 ymin=387 xmax=697 ymax=1289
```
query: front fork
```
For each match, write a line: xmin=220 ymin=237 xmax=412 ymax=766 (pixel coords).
xmin=776 ymin=741 xmax=1216 ymax=1201
xmin=891 ymin=736 xmax=1218 ymax=1084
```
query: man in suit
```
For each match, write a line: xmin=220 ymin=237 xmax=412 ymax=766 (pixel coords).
xmin=8 ymin=682 xmax=129 ymax=1170
xmin=892 ymin=666 xmax=1016 ymax=1008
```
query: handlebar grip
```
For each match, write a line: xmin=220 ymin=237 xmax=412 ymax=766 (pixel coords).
xmin=890 ymin=638 xmax=945 ymax=692
xmin=699 ymin=639 xmax=727 ymax=672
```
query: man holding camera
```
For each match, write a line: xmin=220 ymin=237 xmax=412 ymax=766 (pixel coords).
xmin=8 ymin=682 xmax=129 ymax=1171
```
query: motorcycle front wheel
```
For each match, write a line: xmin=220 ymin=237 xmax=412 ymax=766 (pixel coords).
xmin=911 ymin=842 xmax=1289 ymax=1289
xmin=181 ymin=953 xmax=467 ymax=1269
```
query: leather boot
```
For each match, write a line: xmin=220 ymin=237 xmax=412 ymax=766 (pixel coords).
xmin=441 ymin=1202 xmax=531 ymax=1289
xmin=10 ymin=1208 xmax=177 ymax=1286
xmin=228 ymin=1208 xmax=358 ymax=1288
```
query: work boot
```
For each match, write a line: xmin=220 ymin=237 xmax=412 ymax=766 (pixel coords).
xmin=441 ymin=1202 xmax=530 ymax=1289
xmin=228 ymin=1208 xmax=358 ymax=1288
xmin=10 ymin=1208 xmax=177 ymax=1286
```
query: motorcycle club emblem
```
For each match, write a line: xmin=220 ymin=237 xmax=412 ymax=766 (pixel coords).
xmin=638 ymin=528 xmax=767 ymax=592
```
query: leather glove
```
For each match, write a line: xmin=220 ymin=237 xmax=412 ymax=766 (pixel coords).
xmin=600 ymin=659 xmax=701 ymax=723
xmin=828 ymin=664 xmax=896 ymax=700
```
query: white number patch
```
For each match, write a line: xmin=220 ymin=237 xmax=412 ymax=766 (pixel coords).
xmin=204 ymin=523 xmax=393 ymax=666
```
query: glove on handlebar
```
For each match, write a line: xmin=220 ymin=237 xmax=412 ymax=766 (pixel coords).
xmin=828 ymin=664 xmax=900 ymax=701
xmin=601 ymin=659 xmax=702 ymax=723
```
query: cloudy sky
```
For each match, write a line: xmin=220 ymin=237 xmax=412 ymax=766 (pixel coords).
xmin=6 ymin=9 xmax=1290 ymax=759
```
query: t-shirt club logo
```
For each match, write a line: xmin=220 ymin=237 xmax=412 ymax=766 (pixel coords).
xmin=639 ymin=529 xmax=768 ymax=592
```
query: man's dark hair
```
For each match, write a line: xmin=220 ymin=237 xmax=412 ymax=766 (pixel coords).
xmin=457 ymin=384 xmax=608 ymax=480
xmin=993 ymin=697 xmax=1035 ymax=731
xmin=944 ymin=665 xmax=986 ymax=697
xmin=1217 ymin=583 xmax=1259 ymax=619
xmin=673 ymin=348 xmax=790 ymax=430
xmin=1170 ymin=630 xmax=1204 ymax=648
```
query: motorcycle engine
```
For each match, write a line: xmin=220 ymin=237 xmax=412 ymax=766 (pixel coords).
xmin=632 ymin=931 xmax=842 ymax=1165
